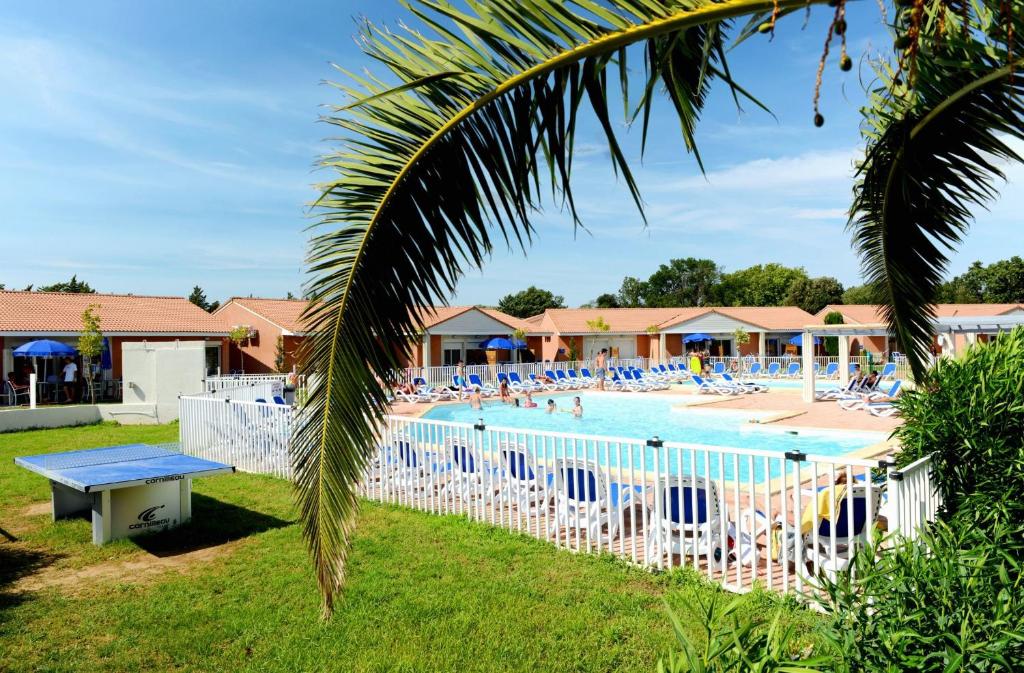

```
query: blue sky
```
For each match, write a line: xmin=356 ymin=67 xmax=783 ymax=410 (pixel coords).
xmin=1 ymin=1 xmax=1019 ymax=307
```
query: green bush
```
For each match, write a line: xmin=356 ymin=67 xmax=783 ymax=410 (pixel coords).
xmin=657 ymin=594 xmax=828 ymax=672
xmin=893 ymin=326 xmax=1024 ymax=524
xmin=817 ymin=506 xmax=1024 ymax=672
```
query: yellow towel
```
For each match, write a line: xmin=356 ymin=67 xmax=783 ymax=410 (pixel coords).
xmin=770 ymin=485 xmax=847 ymax=560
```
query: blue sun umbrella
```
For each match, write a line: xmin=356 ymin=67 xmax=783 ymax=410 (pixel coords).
xmin=12 ymin=339 xmax=77 ymax=358
xmin=788 ymin=334 xmax=822 ymax=347
xmin=478 ymin=337 xmax=527 ymax=350
xmin=100 ymin=338 xmax=113 ymax=370
xmin=683 ymin=333 xmax=713 ymax=344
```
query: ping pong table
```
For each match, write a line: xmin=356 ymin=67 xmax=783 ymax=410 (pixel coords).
xmin=15 ymin=443 xmax=234 ymax=545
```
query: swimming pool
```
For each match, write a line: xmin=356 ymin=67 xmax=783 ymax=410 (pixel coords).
xmin=419 ymin=393 xmax=884 ymax=483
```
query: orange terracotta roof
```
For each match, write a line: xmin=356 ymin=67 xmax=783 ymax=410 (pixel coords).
xmin=816 ymin=303 xmax=1024 ymax=324
xmin=220 ymin=297 xmax=310 ymax=334
xmin=417 ymin=306 xmax=535 ymax=333
xmin=536 ymin=308 xmax=693 ymax=334
xmin=657 ymin=306 xmax=816 ymax=331
xmin=0 ymin=291 xmax=228 ymax=335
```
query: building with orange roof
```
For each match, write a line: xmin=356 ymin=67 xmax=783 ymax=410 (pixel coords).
xmin=213 ymin=299 xmax=537 ymax=372
xmin=522 ymin=306 xmax=818 ymax=362
xmin=0 ymin=291 xmax=230 ymax=388
xmin=816 ymin=303 xmax=1024 ymax=356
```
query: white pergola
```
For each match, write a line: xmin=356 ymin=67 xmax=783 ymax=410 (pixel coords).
xmin=799 ymin=315 xmax=1024 ymax=402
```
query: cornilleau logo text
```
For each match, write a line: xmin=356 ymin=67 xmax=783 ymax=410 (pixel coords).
xmin=129 ymin=505 xmax=170 ymax=530
xmin=145 ymin=474 xmax=184 ymax=485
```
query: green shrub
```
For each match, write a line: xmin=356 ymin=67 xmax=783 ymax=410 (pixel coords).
xmin=817 ymin=506 xmax=1024 ymax=672
xmin=657 ymin=594 xmax=828 ymax=672
xmin=893 ymin=326 xmax=1024 ymax=524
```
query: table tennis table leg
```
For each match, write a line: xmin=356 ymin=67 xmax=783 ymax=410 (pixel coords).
xmin=51 ymin=481 xmax=91 ymax=521
xmin=91 ymin=490 xmax=112 ymax=545
xmin=180 ymin=478 xmax=192 ymax=524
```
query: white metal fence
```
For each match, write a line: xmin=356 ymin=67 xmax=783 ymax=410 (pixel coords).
xmin=179 ymin=395 xmax=294 ymax=479
xmin=196 ymin=381 xmax=283 ymax=403
xmin=176 ymin=400 xmax=939 ymax=595
xmin=884 ymin=454 xmax=941 ymax=542
xmin=205 ymin=374 xmax=304 ymax=393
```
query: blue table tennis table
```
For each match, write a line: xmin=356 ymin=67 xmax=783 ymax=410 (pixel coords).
xmin=15 ymin=443 xmax=234 ymax=545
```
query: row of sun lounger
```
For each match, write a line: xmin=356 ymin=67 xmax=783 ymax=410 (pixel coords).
xmin=381 ymin=436 xmax=883 ymax=580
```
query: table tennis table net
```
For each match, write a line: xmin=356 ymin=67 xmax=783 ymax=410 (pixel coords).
xmin=33 ymin=443 xmax=183 ymax=471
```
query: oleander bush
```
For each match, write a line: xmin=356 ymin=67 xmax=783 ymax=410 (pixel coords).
xmin=817 ymin=505 xmax=1024 ymax=672
xmin=894 ymin=326 xmax=1024 ymax=530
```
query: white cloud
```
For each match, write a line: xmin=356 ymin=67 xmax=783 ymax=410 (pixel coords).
xmin=655 ymin=147 xmax=860 ymax=192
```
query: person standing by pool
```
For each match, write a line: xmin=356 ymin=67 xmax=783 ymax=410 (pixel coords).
xmin=546 ymin=399 xmax=557 ymax=414
xmin=499 ymin=378 xmax=512 ymax=404
xmin=572 ymin=396 xmax=583 ymax=418
xmin=595 ymin=348 xmax=608 ymax=391
xmin=469 ymin=387 xmax=483 ymax=410
xmin=689 ymin=351 xmax=701 ymax=377
xmin=456 ymin=360 xmax=467 ymax=399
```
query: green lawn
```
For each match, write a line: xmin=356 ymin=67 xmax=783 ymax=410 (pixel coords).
xmin=0 ymin=423 xmax=822 ymax=672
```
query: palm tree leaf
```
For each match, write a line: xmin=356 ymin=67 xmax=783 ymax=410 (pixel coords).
xmin=299 ymin=0 xmax=828 ymax=614
xmin=849 ymin=5 xmax=1024 ymax=378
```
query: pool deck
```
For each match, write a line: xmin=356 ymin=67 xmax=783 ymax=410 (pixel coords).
xmin=389 ymin=384 xmax=901 ymax=457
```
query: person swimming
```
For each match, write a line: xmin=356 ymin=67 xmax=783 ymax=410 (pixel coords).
xmin=523 ymin=391 xmax=538 ymax=408
xmin=572 ymin=396 xmax=583 ymax=418
xmin=469 ymin=387 xmax=483 ymax=410
xmin=546 ymin=399 xmax=556 ymax=414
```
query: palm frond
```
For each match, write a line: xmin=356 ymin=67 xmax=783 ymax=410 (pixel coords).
xmin=298 ymin=0 xmax=820 ymax=614
xmin=850 ymin=4 xmax=1024 ymax=377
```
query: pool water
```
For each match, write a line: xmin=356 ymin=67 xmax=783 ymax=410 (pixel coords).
xmin=420 ymin=393 xmax=884 ymax=483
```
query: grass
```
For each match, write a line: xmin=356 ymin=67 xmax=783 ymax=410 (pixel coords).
xmin=0 ymin=423 xmax=823 ymax=672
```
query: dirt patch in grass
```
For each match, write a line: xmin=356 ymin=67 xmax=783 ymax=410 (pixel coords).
xmin=21 ymin=502 xmax=51 ymax=517
xmin=12 ymin=537 xmax=247 ymax=595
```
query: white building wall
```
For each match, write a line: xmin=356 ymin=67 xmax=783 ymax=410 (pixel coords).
xmin=122 ymin=340 xmax=207 ymax=422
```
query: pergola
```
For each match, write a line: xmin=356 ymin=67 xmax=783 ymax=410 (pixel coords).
xmin=798 ymin=315 xmax=1024 ymax=402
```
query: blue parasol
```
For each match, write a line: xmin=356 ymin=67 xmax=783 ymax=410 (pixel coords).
xmin=13 ymin=340 xmax=77 ymax=357
xmin=478 ymin=337 xmax=527 ymax=350
xmin=788 ymin=334 xmax=822 ymax=347
xmin=683 ymin=333 xmax=713 ymax=343
xmin=100 ymin=338 xmax=113 ymax=369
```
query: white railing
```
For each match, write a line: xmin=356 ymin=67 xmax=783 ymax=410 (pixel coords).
xmin=884 ymin=455 xmax=940 ymax=542
xmin=694 ymin=356 xmax=909 ymax=379
xmin=174 ymin=397 xmax=938 ymax=596
xmin=179 ymin=395 xmax=294 ymax=479
xmin=196 ymin=381 xmax=283 ymax=403
xmin=205 ymin=373 xmax=305 ymax=393
xmin=362 ymin=415 xmax=892 ymax=595
xmin=402 ymin=358 xmax=648 ymax=389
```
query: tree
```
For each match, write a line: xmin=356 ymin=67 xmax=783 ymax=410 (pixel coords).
xmin=496 ymin=286 xmax=565 ymax=318
xmin=719 ymin=264 xmax=807 ymax=307
xmin=188 ymin=285 xmax=214 ymax=312
xmin=937 ymin=257 xmax=1024 ymax=304
xmin=841 ymin=284 xmax=878 ymax=305
xmin=616 ymin=277 xmax=648 ymax=308
xmin=593 ymin=293 xmax=620 ymax=309
xmin=586 ymin=316 xmax=610 ymax=333
xmin=300 ymin=0 xmax=1024 ymax=611
xmin=274 ymin=337 xmax=287 ymax=373
xmin=228 ymin=325 xmax=251 ymax=373
xmin=642 ymin=258 xmax=722 ymax=307
xmin=287 ymin=292 xmax=297 ymax=300
xmin=38 ymin=275 xmax=94 ymax=293
xmin=77 ymin=305 xmax=103 ymax=404
xmin=822 ymin=311 xmax=844 ymax=357
xmin=732 ymin=327 xmax=750 ymax=359
xmin=784 ymin=276 xmax=844 ymax=314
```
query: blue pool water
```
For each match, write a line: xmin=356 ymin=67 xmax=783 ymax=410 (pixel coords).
xmin=419 ymin=393 xmax=884 ymax=483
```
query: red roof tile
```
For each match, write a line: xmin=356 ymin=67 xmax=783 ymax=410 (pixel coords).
xmin=0 ymin=291 xmax=228 ymax=334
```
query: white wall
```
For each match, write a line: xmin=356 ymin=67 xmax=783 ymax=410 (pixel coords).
xmin=122 ymin=340 xmax=207 ymax=422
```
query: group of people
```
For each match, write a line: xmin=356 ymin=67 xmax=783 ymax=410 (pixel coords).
xmin=467 ymin=381 xmax=584 ymax=418
xmin=843 ymin=364 xmax=895 ymax=401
